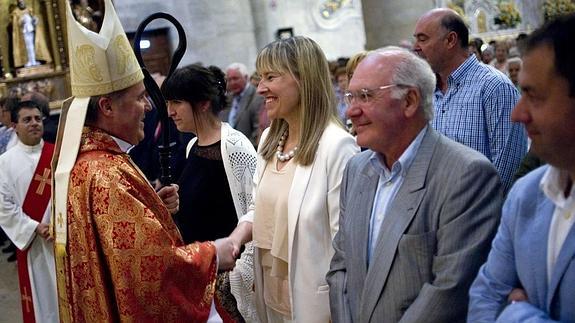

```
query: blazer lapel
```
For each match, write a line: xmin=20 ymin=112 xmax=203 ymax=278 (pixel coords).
xmin=359 ymin=129 xmax=437 ymax=321
xmin=352 ymin=164 xmax=380 ymax=280
xmin=547 ymin=214 xmax=575 ymax=309
xmin=287 ymin=162 xmax=312 ymax=263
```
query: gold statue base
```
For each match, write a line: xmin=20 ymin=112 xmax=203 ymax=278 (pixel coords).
xmin=16 ymin=64 xmax=54 ymax=78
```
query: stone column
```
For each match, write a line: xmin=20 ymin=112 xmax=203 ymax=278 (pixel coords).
xmin=360 ymin=0 xmax=435 ymax=49
xmin=183 ymin=0 xmax=259 ymax=70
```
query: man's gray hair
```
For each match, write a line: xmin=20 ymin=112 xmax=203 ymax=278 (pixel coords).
xmin=375 ymin=46 xmax=436 ymax=121
xmin=226 ymin=62 xmax=249 ymax=78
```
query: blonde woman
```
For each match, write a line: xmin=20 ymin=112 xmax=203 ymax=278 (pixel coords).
xmin=230 ymin=36 xmax=359 ymax=322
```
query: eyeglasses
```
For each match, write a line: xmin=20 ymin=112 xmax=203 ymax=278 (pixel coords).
xmin=343 ymin=84 xmax=407 ymax=105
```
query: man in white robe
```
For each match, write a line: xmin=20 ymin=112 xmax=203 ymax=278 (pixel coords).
xmin=0 ymin=101 xmax=58 ymax=323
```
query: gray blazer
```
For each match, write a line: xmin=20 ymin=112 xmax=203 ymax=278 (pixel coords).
xmin=327 ymin=128 xmax=503 ymax=323
xmin=219 ymin=84 xmax=263 ymax=146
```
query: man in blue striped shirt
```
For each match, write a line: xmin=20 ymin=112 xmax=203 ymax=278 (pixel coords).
xmin=413 ymin=8 xmax=527 ymax=193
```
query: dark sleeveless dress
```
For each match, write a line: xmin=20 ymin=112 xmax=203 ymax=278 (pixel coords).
xmin=175 ymin=140 xmax=237 ymax=243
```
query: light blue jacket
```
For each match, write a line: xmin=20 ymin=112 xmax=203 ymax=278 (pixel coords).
xmin=468 ymin=165 xmax=575 ymax=322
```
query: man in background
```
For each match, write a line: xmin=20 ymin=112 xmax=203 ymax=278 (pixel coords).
xmin=0 ymin=96 xmax=19 ymax=154
xmin=0 ymin=100 xmax=58 ymax=322
xmin=0 ymin=96 xmax=20 ymax=261
xmin=413 ymin=8 xmax=527 ymax=192
xmin=21 ymin=91 xmax=58 ymax=143
xmin=220 ymin=62 xmax=263 ymax=146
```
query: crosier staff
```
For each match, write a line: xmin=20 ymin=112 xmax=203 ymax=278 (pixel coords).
xmin=133 ymin=13 xmax=187 ymax=185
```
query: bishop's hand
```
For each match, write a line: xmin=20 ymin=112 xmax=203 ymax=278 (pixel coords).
xmin=214 ymin=237 xmax=238 ymax=271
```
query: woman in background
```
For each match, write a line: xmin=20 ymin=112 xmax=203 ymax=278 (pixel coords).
xmin=230 ymin=36 xmax=359 ymax=322
xmin=162 ymin=64 xmax=258 ymax=322
xmin=490 ymin=41 xmax=509 ymax=74
xmin=345 ymin=50 xmax=369 ymax=134
xmin=507 ymin=56 xmax=522 ymax=90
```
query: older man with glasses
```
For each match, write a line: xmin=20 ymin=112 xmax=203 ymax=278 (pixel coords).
xmin=327 ymin=47 xmax=503 ymax=323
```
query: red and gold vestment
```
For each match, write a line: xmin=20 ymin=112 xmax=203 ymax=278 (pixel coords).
xmin=57 ymin=127 xmax=218 ymax=322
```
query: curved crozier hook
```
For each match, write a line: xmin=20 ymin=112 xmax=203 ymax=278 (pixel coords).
xmin=133 ymin=12 xmax=187 ymax=78
xmin=133 ymin=13 xmax=187 ymax=185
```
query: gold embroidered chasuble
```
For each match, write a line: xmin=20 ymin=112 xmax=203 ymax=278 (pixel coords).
xmin=57 ymin=127 xmax=218 ymax=322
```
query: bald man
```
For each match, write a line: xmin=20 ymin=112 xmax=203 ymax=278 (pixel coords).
xmin=413 ymin=9 xmax=526 ymax=193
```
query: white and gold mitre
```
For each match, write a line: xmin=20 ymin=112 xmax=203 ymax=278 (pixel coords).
xmin=52 ymin=0 xmax=144 ymax=287
xmin=66 ymin=0 xmax=143 ymax=97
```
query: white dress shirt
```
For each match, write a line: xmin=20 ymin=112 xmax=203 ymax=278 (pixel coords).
xmin=367 ymin=126 xmax=427 ymax=263
xmin=541 ymin=166 xmax=575 ymax=284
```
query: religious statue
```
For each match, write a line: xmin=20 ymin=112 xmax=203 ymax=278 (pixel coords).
xmin=71 ymin=0 xmax=101 ymax=32
xmin=478 ymin=11 xmax=487 ymax=33
xmin=10 ymin=0 xmax=52 ymax=68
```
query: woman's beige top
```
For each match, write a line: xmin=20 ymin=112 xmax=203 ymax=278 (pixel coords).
xmin=253 ymin=159 xmax=297 ymax=316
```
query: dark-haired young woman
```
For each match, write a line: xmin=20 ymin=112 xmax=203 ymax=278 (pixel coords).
xmin=162 ymin=64 xmax=258 ymax=322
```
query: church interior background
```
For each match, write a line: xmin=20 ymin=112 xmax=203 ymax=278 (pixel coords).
xmin=0 ymin=0 xmax=572 ymax=109
xmin=1 ymin=1 xmax=575 ymax=322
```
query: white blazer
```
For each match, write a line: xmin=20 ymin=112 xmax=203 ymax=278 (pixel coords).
xmin=252 ymin=122 xmax=359 ymax=322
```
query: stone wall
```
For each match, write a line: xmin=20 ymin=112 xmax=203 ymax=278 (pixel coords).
xmin=114 ymin=0 xmax=549 ymax=73
xmin=115 ymin=0 xmax=259 ymax=72
xmin=250 ymin=0 xmax=367 ymax=61
xmin=115 ymin=0 xmax=366 ymax=73
xmin=361 ymin=0 xmax=435 ymax=49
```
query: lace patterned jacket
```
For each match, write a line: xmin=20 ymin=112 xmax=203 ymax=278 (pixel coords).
xmin=186 ymin=122 xmax=258 ymax=322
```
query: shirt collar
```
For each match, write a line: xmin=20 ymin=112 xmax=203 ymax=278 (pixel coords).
xmin=111 ymin=135 xmax=134 ymax=153
xmin=16 ymin=138 xmax=44 ymax=153
xmin=541 ymin=166 xmax=575 ymax=209
xmin=370 ymin=125 xmax=428 ymax=178
xmin=448 ymin=54 xmax=477 ymax=85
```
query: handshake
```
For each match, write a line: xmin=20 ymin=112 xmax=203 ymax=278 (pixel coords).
xmin=213 ymin=221 xmax=252 ymax=271
xmin=214 ymin=237 xmax=241 ymax=271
